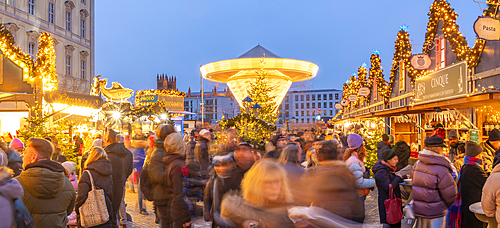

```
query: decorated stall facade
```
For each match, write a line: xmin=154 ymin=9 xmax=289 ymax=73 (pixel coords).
xmin=339 ymin=0 xmax=500 ymax=151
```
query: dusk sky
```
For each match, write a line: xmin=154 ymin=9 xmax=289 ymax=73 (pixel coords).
xmin=95 ymin=0 xmax=483 ymax=93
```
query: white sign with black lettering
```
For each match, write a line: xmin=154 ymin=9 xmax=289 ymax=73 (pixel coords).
xmin=474 ymin=16 xmax=500 ymax=41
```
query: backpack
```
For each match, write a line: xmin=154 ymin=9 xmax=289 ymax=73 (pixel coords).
xmin=14 ymin=198 xmax=35 ymax=228
xmin=140 ymin=161 xmax=155 ymax=201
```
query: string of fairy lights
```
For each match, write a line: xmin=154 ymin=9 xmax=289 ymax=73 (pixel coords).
xmin=342 ymin=0 xmax=499 ymax=113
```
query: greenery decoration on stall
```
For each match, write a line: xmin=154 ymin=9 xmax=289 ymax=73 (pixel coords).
xmin=134 ymin=89 xmax=186 ymax=104
xmin=358 ymin=118 xmax=386 ymax=171
xmin=34 ymin=32 xmax=57 ymax=91
xmin=0 ymin=25 xmax=34 ymax=82
xmin=369 ymin=53 xmax=390 ymax=104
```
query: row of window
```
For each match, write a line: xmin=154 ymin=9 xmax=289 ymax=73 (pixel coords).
xmin=290 ymin=102 xmax=339 ymax=110
xmin=18 ymin=1 xmax=88 ymax=39
xmin=64 ymin=55 xmax=86 ymax=79
xmin=287 ymin=93 xmax=339 ymax=102
xmin=292 ymin=109 xmax=337 ymax=117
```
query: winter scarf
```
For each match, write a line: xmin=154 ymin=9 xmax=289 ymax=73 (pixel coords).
xmin=463 ymin=155 xmax=482 ymax=167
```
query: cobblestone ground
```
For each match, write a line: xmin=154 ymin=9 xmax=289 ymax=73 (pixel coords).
xmin=122 ymin=189 xmax=382 ymax=228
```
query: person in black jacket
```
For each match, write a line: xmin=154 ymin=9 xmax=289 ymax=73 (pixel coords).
xmin=103 ymin=129 xmax=133 ymax=227
xmin=460 ymin=141 xmax=488 ymax=227
xmin=76 ymin=147 xmax=114 ymax=228
xmin=372 ymin=148 xmax=407 ymax=228
xmin=195 ymin=129 xmax=211 ymax=173
xmin=393 ymin=135 xmax=410 ymax=171
xmin=149 ymin=125 xmax=191 ymax=228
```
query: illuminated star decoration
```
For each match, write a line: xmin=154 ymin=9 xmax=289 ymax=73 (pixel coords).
xmin=400 ymin=24 xmax=409 ymax=32
xmin=362 ymin=63 xmax=367 ymax=68
xmin=373 ymin=49 xmax=380 ymax=55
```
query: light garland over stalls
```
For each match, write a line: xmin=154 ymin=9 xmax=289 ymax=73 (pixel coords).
xmin=0 ymin=25 xmax=33 ymax=83
xmin=369 ymin=53 xmax=390 ymax=104
xmin=34 ymin=32 xmax=57 ymax=91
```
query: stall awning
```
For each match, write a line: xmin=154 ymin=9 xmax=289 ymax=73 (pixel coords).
xmin=44 ymin=91 xmax=103 ymax=117
xmin=169 ymin=110 xmax=196 ymax=115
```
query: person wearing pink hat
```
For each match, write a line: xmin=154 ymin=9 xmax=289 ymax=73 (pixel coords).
xmin=9 ymin=138 xmax=24 ymax=152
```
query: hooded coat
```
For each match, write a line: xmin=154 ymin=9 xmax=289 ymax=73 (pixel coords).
xmin=482 ymin=164 xmax=500 ymax=225
xmin=411 ymin=150 xmax=457 ymax=218
xmin=195 ymin=137 xmax=210 ymax=171
xmin=149 ymin=133 xmax=190 ymax=226
xmin=15 ymin=160 xmax=76 ymax=228
xmin=76 ymin=158 xmax=114 ymax=228
xmin=393 ymin=140 xmax=410 ymax=171
xmin=372 ymin=161 xmax=403 ymax=225
xmin=7 ymin=149 xmax=23 ymax=176
xmin=104 ymin=142 xmax=133 ymax=225
xmin=0 ymin=178 xmax=23 ymax=228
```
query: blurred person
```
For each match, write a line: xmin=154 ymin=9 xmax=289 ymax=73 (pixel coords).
xmin=388 ymin=134 xmax=395 ymax=148
xmin=185 ymin=136 xmax=197 ymax=170
xmin=412 ymin=135 xmax=457 ymax=228
xmin=304 ymin=140 xmax=364 ymax=222
xmin=73 ymin=134 xmax=84 ymax=156
xmin=265 ymin=136 xmax=276 ymax=153
xmin=432 ymin=123 xmax=446 ymax=139
xmin=221 ymin=160 xmax=294 ymax=228
xmin=15 ymin=138 xmax=76 ymax=228
xmin=76 ymin=147 xmax=114 ymax=228
xmin=148 ymin=125 xmax=191 ymax=228
xmin=82 ymin=131 xmax=93 ymax=152
xmin=131 ymin=137 xmax=148 ymax=215
xmin=195 ymin=129 xmax=212 ymax=172
xmin=372 ymin=148 xmax=407 ymax=228
xmin=447 ymin=131 xmax=464 ymax=163
xmin=264 ymin=134 xmax=286 ymax=159
xmin=452 ymin=144 xmax=466 ymax=171
xmin=62 ymin=161 xmax=78 ymax=190
xmin=81 ymin=138 xmax=102 ymax=173
xmin=1 ymin=140 xmax=22 ymax=176
xmin=482 ymin=152 xmax=500 ymax=226
xmin=204 ymin=153 xmax=237 ymax=227
xmin=278 ymin=144 xmax=305 ymax=204
xmin=457 ymin=141 xmax=487 ymax=227
xmin=0 ymin=166 xmax=24 ymax=228
xmin=377 ymin=134 xmax=390 ymax=161
xmin=124 ymin=135 xmax=131 ymax=149
xmin=343 ymin=134 xmax=375 ymax=222
xmin=339 ymin=135 xmax=349 ymax=149
xmin=0 ymin=144 xmax=7 ymax=167
xmin=222 ymin=142 xmax=257 ymax=195
xmin=486 ymin=129 xmax=500 ymax=171
xmin=104 ymin=130 xmax=133 ymax=227
xmin=393 ymin=134 xmax=411 ymax=171
xmin=302 ymin=148 xmax=318 ymax=169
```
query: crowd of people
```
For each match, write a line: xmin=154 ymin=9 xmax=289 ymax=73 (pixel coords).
xmin=1 ymin=124 xmax=500 ymax=228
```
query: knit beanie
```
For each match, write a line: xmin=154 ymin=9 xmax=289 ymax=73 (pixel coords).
xmin=9 ymin=138 xmax=24 ymax=150
xmin=465 ymin=141 xmax=482 ymax=157
xmin=61 ymin=161 xmax=76 ymax=174
xmin=347 ymin=134 xmax=363 ymax=149
xmin=448 ymin=131 xmax=458 ymax=139
xmin=92 ymin=139 xmax=102 ymax=147
xmin=381 ymin=147 xmax=396 ymax=161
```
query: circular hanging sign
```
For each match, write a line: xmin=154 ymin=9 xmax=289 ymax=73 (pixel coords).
xmin=340 ymin=99 xmax=349 ymax=106
xmin=348 ymin=94 xmax=357 ymax=102
xmin=410 ymin=54 xmax=431 ymax=70
xmin=358 ymin=87 xmax=370 ymax=96
xmin=474 ymin=16 xmax=500 ymax=41
xmin=334 ymin=103 xmax=342 ymax=109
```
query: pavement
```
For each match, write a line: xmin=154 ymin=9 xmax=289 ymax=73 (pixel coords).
xmin=122 ymin=188 xmax=383 ymax=228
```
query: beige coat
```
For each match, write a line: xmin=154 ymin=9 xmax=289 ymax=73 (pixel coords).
xmin=482 ymin=164 xmax=500 ymax=227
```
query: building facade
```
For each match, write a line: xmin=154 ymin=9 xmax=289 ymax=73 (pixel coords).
xmin=184 ymin=88 xmax=240 ymax=124
xmin=0 ymin=0 xmax=94 ymax=94
xmin=278 ymin=88 xmax=342 ymax=127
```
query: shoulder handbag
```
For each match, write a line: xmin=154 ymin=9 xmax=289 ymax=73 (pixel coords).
xmin=79 ymin=170 xmax=109 ymax=227
xmin=384 ymin=184 xmax=403 ymax=224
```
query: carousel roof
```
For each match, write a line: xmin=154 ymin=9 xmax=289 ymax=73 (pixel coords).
xmin=238 ymin=44 xmax=281 ymax=58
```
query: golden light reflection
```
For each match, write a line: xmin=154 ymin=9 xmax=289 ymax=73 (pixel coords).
xmin=50 ymin=103 xmax=101 ymax=117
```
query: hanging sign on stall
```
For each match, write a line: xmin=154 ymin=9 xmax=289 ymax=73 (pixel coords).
xmin=341 ymin=99 xmax=349 ymax=106
xmin=470 ymin=129 xmax=480 ymax=143
xmin=45 ymin=91 xmax=103 ymax=109
xmin=334 ymin=103 xmax=342 ymax=109
xmin=414 ymin=61 xmax=467 ymax=105
xmin=137 ymin=94 xmax=158 ymax=106
xmin=474 ymin=16 xmax=500 ymax=41
xmin=410 ymin=54 xmax=432 ymax=70
xmin=348 ymin=94 xmax=357 ymax=102
xmin=358 ymin=87 xmax=370 ymax=96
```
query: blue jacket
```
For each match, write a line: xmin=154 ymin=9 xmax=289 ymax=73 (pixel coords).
xmin=132 ymin=147 xmax=146 ymax=173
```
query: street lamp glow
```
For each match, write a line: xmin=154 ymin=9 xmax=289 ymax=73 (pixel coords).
xmin=112 ymin=111 xmax=121 ymax=120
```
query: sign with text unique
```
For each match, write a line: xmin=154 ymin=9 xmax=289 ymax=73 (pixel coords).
xmin=470 ymin=129 xmax=479 ymax=143
xmin=158 ymin=95 xmax=184 ymax=111
xmin=45 ymin=91 xmax=103 ymax=109
xmin=358 ymin=87 xmax=370 ymax=96
xmin=474 ymin=16 xmax=500 ymax=41
xmin=340 ymin=99 xmax=349 ymax=106
xmin=334 ymin=103 xmax=342 ymax=109
xmin=137 ymin=94 xmax=158 ymax=106
xmin=410 ymin=54 xmax=431 ymax=70
xmin=348 ymin=94 xmax=357 ymax=102
xmin=414 ymin=61 xmax=467 ymax=105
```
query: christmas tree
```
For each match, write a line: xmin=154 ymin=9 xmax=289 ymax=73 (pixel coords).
xmin=245 ymin=57 xmax=279 ymax=124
